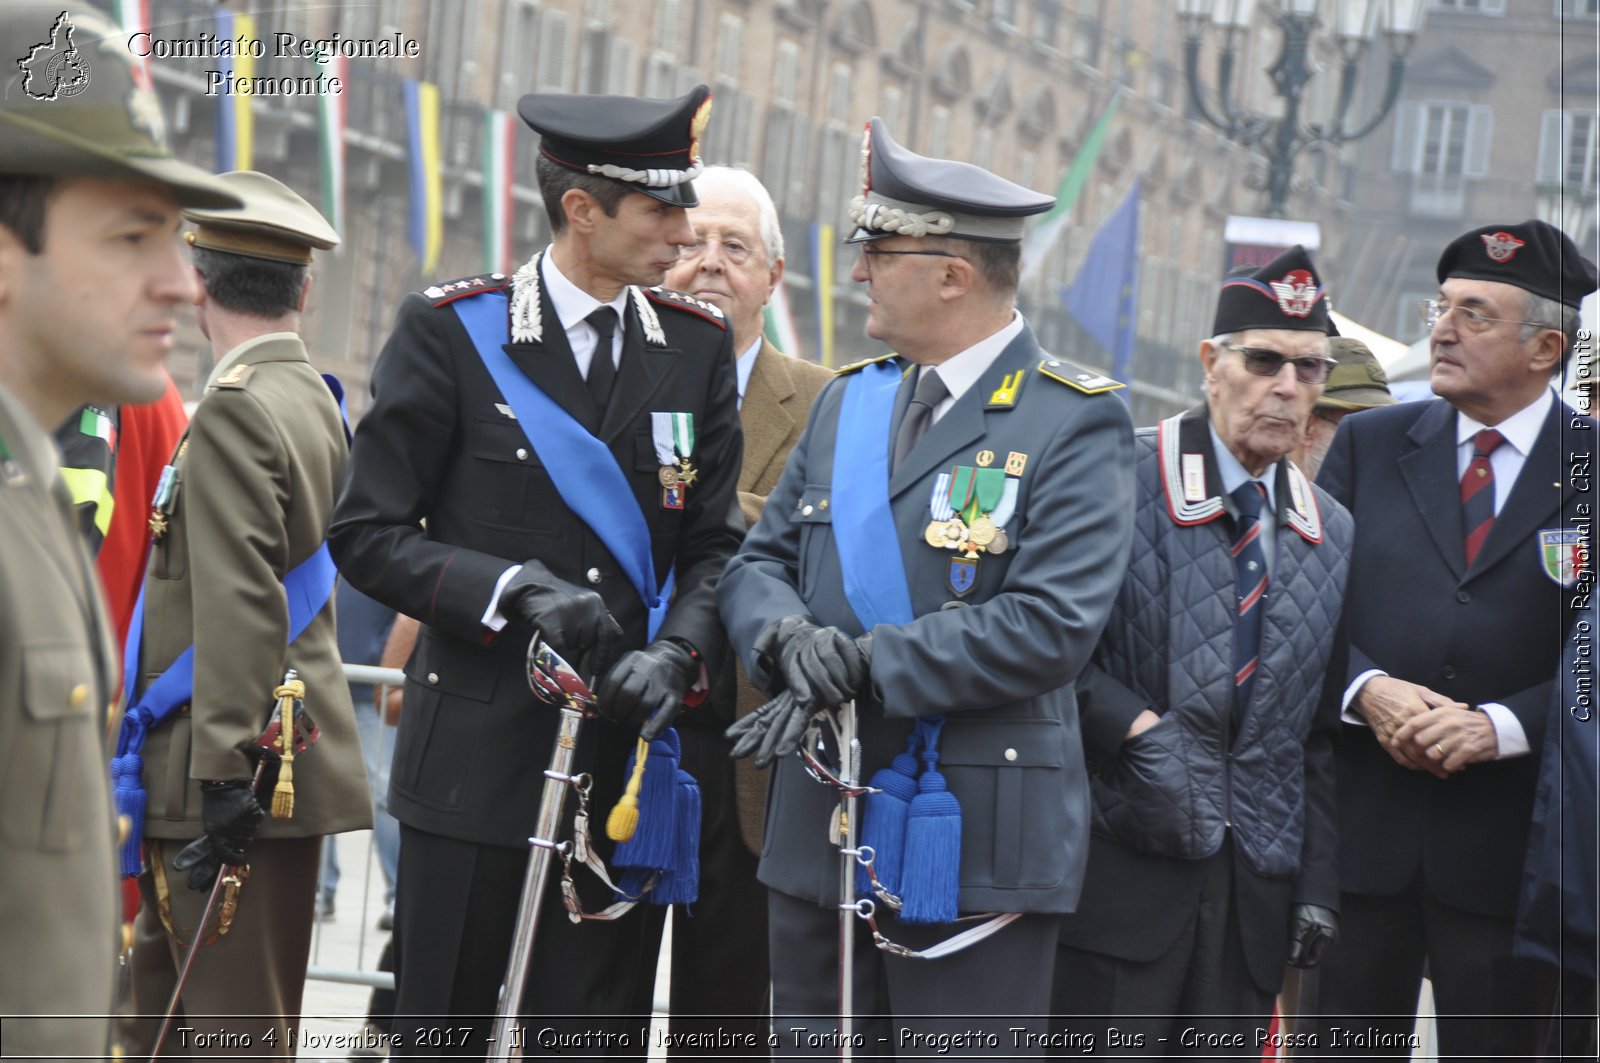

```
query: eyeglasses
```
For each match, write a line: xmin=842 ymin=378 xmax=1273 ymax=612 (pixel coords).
xmin=859 ymin=247 xmax=965 ymax=270
xmin=1218 ymin=341 xmax=1337 ymax=384
xmin=1418 ymin=299 xmax=1554 ymax=335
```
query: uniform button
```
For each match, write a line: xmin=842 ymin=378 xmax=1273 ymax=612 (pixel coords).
xmin=819 ymin=499 xmax=829 ymax=509
xmin=69 ymin=683 xmax=88 ymax=708
xmin=1442 ymin=665 xmax=1456 ymax=680
xmin=1004 ymin=748 xmax=1018 ymax=762
xmin=802 ymin=505 xmax=815 ymax=516
xmin=1456 ymin=589 xmax=1471 ymax=603
xmin=427 ymin=672 xmax=440 ymax=685
xmin=586 ymin=567 xmax=602 ymax=584
xmin=516 ymin=448 xmax=528 ymax=460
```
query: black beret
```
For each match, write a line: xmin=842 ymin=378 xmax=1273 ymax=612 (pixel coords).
xmin=1213 ymin=245 xmax=1332 ymax=335
xmin=517 ymin=85 xmax=712 ymax=207
xmin=845 ymin=117 xmax=1054 ymax=244
xmin=1436 ymin=219 xmax=1598 ymax=309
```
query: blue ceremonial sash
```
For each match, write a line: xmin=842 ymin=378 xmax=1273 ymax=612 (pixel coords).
xmin=832 ymin=361 xmax=914 ymax=629
xmin=111 ymin=545 xmax=337 ymax=875
xmin=453 ymin=290 xmax=674 ymax=638
xmin=110 ymin=372 xmax=350 ymax=876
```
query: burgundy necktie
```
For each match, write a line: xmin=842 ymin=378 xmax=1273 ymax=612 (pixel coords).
xmin=1460 ymin=428 xmax=1505 ymax=567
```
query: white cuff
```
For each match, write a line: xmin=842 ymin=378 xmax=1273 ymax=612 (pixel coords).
xmin=483 ymin=564 xmax=522 ymax=632
xmin=1341 ymin=669 xmax=1387 ymax=726
xmin=1478 ymin=703 xmax=1529 ymax=759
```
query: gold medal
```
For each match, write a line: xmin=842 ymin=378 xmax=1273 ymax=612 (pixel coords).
xmin=941 ymin=517 xmax=969 ymax=550
xmin=658 ymin=465 xmax=681 ymax=487
xmin=675 ymin=459 xmax=699 ymax=487
xmin=986 ymin=528 xmax=1009 ymax=555
xmin=968 ymin=516 xmax=997 ymax=547
xmin=924 ymin=520 xmax=948 ymax=547
xmin=148 ymin=510 xmax=168 ymax=539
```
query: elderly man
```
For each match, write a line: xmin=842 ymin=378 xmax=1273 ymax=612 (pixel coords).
xmin=329 ymin=87 xmax=743 ymax=1057
xmin=1050 ymin=247 xmax=1352 ymax=1051
xmin=661 ymin=164 xmax=831 ymax=1051
xmin=1291 ymin=336 xmax=1396 ymax=479
xmin=1310 ymin=219 xmax=1598 ymax=1057
xmin=719 ymin=118 xmax=1135 ymax=1053
xmin=117 ymin=170 xmax=371 ymax=1056
xmin=0 ymin=3 xmax=238 ymax=1055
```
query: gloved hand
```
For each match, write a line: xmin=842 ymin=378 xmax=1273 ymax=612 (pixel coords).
xmin=1286 ymin=903 xmax=1339 ymax=969
xmin=725 ymin=690 xmax=819 ymax=768
xmin=755 ymin=616 xmax=872 ymax=712
xmin=595 ymin=639 xmax=699 ymax=740
xmin=172 ymin=780 xmax=265 ymax=892
xmin=501 ymin=560 xmax=622 ymax=679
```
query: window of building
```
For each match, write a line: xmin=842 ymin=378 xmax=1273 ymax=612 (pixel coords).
xmin=1072 ymin=17 xmax=1101 ymax=68
xmin=535 ymin=9 xmax=571 ymax=92
xmin=928 ymin=106 xmax=952 ymax=157
xmin=993 ymin=0 xmax=1020 ymax=28
xmin=714 ymin=13 xmax=744 ymax=87
xmin=499 ymin=2 xmax=539 ymax=110
xmin=881 ymin=84 xmax=906 ymax=137
xmin=1557 ymin=0 xmax=1600 ymax=16
xmin=1391 ymin=100 xmax=1493 ymax=216
xmin=1033 ymin=1 xmax=1061 ymax=49
xmin=1539 ymin=110 xmax=1599 ymax=188
xmin=974 ymin=125 xmax=995 ymax=170
xmin=773 ymin=40 xmax=801 ymax=106
xmin=1018 ymin=150 xmax=1038 ymax=191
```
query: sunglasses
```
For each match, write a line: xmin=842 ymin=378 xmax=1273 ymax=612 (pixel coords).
xmin=1219 ymin=341 xmax=1337 ymax=384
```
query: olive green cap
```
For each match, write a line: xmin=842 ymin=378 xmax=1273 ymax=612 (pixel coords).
xmin=184 ymin=171 xmax=339 ymax=264
xmin=1318 ymin=337 xmax=1398 ymax=413
xmin=0 ymin=2 xmax=239 ymax=208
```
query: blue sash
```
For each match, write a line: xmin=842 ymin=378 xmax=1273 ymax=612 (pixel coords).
xmin=453 ymin=290 xmax=674 ymax=638
xmin=831 ymin=361 xmax=914 ymax=629
xmin=110 ymin=371 xmax=349 ymax=875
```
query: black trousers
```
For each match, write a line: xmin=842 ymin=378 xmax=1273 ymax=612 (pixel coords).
xmin=668 ymin=720 xmax=771 ymax=1058
xmin=1050 ymin=849 xmax=1274 ymax=1061
xmin=768 ymin=887 xmax=1060 ymax=1060
xmin=390 ymin=824 xmax=665 ymax=1061
xmin=1305 ymin=879 xmax=1558 ymax=1059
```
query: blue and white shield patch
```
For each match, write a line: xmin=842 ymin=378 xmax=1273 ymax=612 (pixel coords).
xmin=948 ymin=556 xmax=978 ymax=597
xmin=1537 ymin=528 xmax=1588 ymax=587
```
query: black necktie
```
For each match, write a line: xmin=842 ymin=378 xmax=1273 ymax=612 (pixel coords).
xmin=585 ymin=307 xmax=618 ymax=412
xmin=891 ymin=369 xmax=948 ymax=473
xmin=1230 ymin=480 xmax=1269 ymax=722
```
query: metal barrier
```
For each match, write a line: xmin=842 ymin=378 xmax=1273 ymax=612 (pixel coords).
xmin=302 ymin=663 xmax=406 ymax=993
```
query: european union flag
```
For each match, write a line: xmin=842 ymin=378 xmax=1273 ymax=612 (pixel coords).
xmin=1061 ymin=177 xmax=1142 ymax=386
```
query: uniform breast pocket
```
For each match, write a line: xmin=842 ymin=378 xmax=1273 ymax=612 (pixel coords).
xmin=468 ymin=418 xmax=554 ymax=533
xmin=787 ymin=484 xmax=834 ymax=603
xmin=939 ymin=718 xmax=1068 ymax=890
xmin=1 ymin=642 xmax=100 ymax=851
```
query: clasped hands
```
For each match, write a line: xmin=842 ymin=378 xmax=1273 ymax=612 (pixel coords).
xmin=726 ymin=616 xmax=873 ymax=768
xmin=1353 ymin=676 xmax=1498 ymax=778
xmin=502 ymin=560 xmax=697 ymax=740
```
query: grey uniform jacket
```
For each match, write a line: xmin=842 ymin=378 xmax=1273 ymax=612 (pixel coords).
xmin=719 ymin=322 xmax=1136 ymax=914
xmin=125 ymin=335 xmax=371 ymax=841
xmin=0 ymin=381 xmax=119 ymax=1056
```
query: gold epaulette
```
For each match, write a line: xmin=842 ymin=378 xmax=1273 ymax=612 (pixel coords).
xmin=834 ymin=352 xmax=900 ymax=375
xmin=1035 ymin=358 xmax=1124 ymax=394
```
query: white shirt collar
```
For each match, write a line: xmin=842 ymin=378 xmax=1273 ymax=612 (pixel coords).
xmin=735 ymin=335 xmax=762 ymax=406
xmin=1455 ymin=387 xmax=1553 ymax=457
xmin=919 ymin=311 xmax=1024 ymax=414
xmin=1207 ymin=422 xmax=1278 ymax=512
xmin=539 ymin=245 xmax=629 ymax=330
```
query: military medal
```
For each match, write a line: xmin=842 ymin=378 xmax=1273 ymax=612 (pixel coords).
xmin=149 ymin=463 xmax=179 ymax=540
xmin=651 ymin=412 xmax=695 ymax=509
xmin=968 ymin=515 xmax=997 ymax=547
xmin=984 ymin=478 xmax=1020 ymax=556
xmin=924 ymin=472 xmax=955 ymax=546
xmin=948 ymin=555 xmax=979 ymax=597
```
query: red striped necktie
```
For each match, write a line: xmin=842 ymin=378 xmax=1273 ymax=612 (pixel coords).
xmin=1230 ymin=480 xmax=1269 ymax=720
xmin=1461 ymin=428 xmax=1505 ymax=567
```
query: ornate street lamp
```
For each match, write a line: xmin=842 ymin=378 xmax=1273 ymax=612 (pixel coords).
xmin=1180 ymin=0 xmax=1425 ymax=217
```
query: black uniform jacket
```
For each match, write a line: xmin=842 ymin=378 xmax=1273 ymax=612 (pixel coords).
xmin=329 ymin=264 xmax=744 ymax=847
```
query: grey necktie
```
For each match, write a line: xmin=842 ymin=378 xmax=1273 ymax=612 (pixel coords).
xmin=891 ymin=369 xmax=948 ymax=473
xmin=585 ymin=306 xmax=618 ymax=411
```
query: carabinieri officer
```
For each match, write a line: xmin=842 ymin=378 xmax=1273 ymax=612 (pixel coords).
xmin=719 ymin=118 xmax=1136 ymax=1055
xmin=329 ymin=86 xmax=743 ymax=1058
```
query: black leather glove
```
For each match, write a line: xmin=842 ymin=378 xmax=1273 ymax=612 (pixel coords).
xmin=755 ymin=616 xmax=872 ymax=712
xmin=725 ymin=690 xmax=818 ymax=768
xmin=501 ymin=560 xmax=623 ymax=679
xmin=1286 ymin=903 xmax=1339 ymax=969
xmin=595 ymin=639 xmax=699 ymax=740
xmin=172 ymin=780 xmax=265 ymax=892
